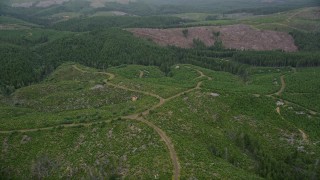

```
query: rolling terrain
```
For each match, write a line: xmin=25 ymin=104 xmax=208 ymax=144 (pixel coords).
xmin=1 ymin=63 xmax=320 ymax=179
xmin=0 ymin=0 xmax=320 ymax=179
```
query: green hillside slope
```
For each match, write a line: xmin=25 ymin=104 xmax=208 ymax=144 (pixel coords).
xmin=1 ymin=63 xmax=319 ymax=179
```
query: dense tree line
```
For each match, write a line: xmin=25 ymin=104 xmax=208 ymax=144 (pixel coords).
xmin=52 ymin=16 xmax=189 ymax=32
xmin=0 ymin=33 xmax=49 ymax=47
xmin=290 ymin=31 xmax=320 ymax=51
xmin=0 ymin=44 xmax=43 ymax=94
xmin=2 ymin=28 xmax=320 ymax=95
xmin=37 ymin=29 xmax=176 ymax=70
xmin=0 ymin=28 xmax=246 ymax=94
xmin=35 ymin=29 xmax=247 ymax=78
xmin=172 ymin=47 xmax=249 ymax=79
xmin=174 ymin=48 xmax=236 ymax=58
xmin=233 ymin=51 xmax=320 ymax=67
xmin=234 ymin=132 xmax=319 ymax=179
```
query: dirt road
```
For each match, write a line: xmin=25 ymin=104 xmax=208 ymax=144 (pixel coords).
xmin=275 ymin=75 xmax=286 ymax=96
xmin=0 ymin=64 xmax=211 ymax=180
xmin=299 ymin=129 xmax=309 ymax=143
xmin=73 ymin=65 xmax=209 ymax=180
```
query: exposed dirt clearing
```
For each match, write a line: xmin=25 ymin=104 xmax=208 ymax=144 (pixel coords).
xmin=276 ymin=107 xmax=281 ymax=115
xmin=11 ymin=0 xmax=69 ymax=8
xmin=91 ymin=0 xmax=134 ymax=7
xmin=128 ymin=24 xmax=298 ymax=52
xmin=139 ymin=70 xmax=144 ymax=78
xmin=299 ymin=129 xmax=309 ymax=143
xmin=36 ymin=0 xmax=69 ymax=8
xmin=11 ymin=2 xmax=34 ymax=8
xmin=129 ymin=27 xmax=215 ymax=48
xmin=90 ymin=0 xmax=105 ymax=8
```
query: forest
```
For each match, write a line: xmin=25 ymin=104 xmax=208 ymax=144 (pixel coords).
xmin=1 ymin=1 xmax=320 ymax=179
xmin=289 ymin=31 xmax=320 ymax=51
xmin=52 ymin=16 xmax=189 ymax=31
xmin=233 ymin=51 xmax=320 ymax=67
xmin=1 ymin=26 xmax=320 ymax=95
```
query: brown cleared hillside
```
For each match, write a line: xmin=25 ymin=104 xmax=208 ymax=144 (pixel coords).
xmin=128 ymin=24 xmax=298 ymax=52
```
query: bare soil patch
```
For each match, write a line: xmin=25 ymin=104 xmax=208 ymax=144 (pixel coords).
xmin=90 ymin=0 xmax=105 ymax=8
xmin=299 ymin=129 xmax=309 ymax=143
xmin=91 ymin=0 xmax=134 ymax=7
xmin=11 ymin=2 xmax=34 ymax=8
xmin=36 ymin=0 xmax=69 ymax=8
xmin=12 ymin=0 xmax=69 ymax=8
xmin=128 ymin=24 xmax=298 ymax=52
xmin=139 ymin=70 xmax=144 ymax=78
xmin=21 ymin=135 xmax=31 ymax=144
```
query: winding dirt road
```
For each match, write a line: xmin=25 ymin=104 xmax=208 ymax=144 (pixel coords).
xmin=75 ymin=65 xmax=183 ymax=179
xmin=73 ymin=65 xmax=210 ymax=180
xmin=0 ymin=64 xmax=211 ymax=180
xmin=275 ymin=75 xmax=286 ymax=96
xmin=268 ymin=74 xmax=314 ymax=145
xmin=266 ymin=75 xmax=286 ymax=97
xmin=271 ymin=74 xmax=318 ymax=114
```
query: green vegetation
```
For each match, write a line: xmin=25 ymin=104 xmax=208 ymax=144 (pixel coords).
xmin=0 ymin=44 xmax=41 ymax=93
xmin=52 ymin=16 xmax=189 ymax=31
xmin=0 ymin=121 xmax=172 ymax=179
xmin=233 ymin=51 xmax=320 ymax=67
xmin=108 ymin=64 xmax=199 ymax=98
xmin=1 ymin=62 xmax=320 ymax=179
xmin=0 ymin=16 xmax=38 ymax=27
xmin=171 ymin=13 xmax=211 ymax=21
xmin=290 ymin=31 xmax=320 ymax=51
xmin=282 ymin=68 xmax=320 ymax=112
xmin=1 ymin=1 xmax=320 ymax=179
xmin=147 ymin=80 xmax=320 ymax=179
xmin=0 ymin=63 xmax=158 ymax=130
xmin=3 ymin=25 xmax=319 ymax=96
xmin=182 ymin=29 xmax=188 ymax=37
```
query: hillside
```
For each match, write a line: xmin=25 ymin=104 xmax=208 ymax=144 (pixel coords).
xmin=1 ymin=63 xmax=320 ymax=179
xmin=1 ymin=1 xmax=320 ymax=179
xmin=129 ymin=24 xmax=298 ymax=51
